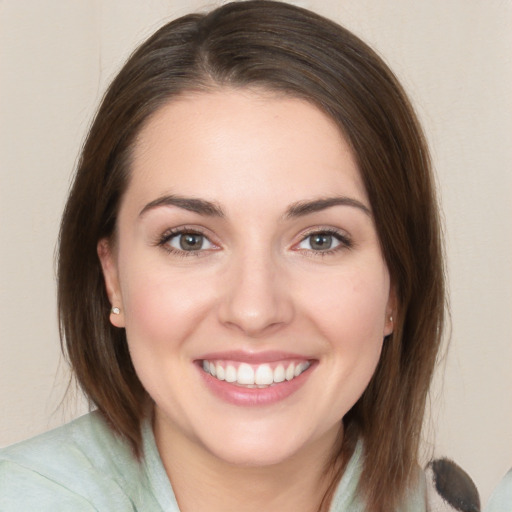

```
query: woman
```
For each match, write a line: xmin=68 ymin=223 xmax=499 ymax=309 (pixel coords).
xmin=0 ymin=1 xmax=445 ymax=511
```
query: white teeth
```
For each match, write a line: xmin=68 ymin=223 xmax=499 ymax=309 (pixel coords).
xmin=237 ymin=363 xmax=255 ymax=385
xmin=216 ymin=364 xmax=225 ymax=380
xmin=294 ymin=362 xmax=305 ymax=377
xmin=274 ymin=364 xmax=285 ymax=383
xmin=225 ymin=365 xmax=237 ymax=383
xmin=255 ymin=364 xmax=274 ymax=385
xmin=203 ymin=360 xmax=310 ymax=385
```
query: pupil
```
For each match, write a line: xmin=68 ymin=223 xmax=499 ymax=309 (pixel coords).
xmin=311 ymin=234 xmax=332 ymax=250
xmin=180 ymin=234 xmax=202 ymax=250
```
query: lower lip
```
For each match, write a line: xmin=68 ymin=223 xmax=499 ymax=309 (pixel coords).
xmin=197 ymin=362 xmax=315 ymax=406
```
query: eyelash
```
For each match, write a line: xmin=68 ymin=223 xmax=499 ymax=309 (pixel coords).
xmin=295 ymin=228 xmax=353 ymax=257
xmin=156 ymin=227 xmax=216 ymax=257
xmin=155 ymin=227 xmax=352 ymax=258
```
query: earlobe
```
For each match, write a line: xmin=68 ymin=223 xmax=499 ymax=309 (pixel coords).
xmin=384 ymin=283 xmax=397 ymax=337
xmin=384 ymin=313 xmax=394 ymax=337
xmin=97 ymin=238 xmax=125 ymax=328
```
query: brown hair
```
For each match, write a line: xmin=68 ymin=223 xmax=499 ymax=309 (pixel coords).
xmin=58 ymin=1 xmax=445 ymax=510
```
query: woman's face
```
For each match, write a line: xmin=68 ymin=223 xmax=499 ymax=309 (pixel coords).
xmin=99 ymin=89 xmax=394 ymax=467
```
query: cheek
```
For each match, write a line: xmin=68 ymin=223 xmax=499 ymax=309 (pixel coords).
xmin=306 ymin=265 xmax=389 ymax=342
xmin=308 ymin=267 xmax=389 ymax=413
xmin=116 ymin=263 xmax=217 ymax=401
xmin=298 ymin=261 xmax=390 ymax=398
xmin=118 ymin=260 xmax=216 ymax=351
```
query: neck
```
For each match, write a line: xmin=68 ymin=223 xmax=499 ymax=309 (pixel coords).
xmin=153 ymin=413 xmax=343 ymax=512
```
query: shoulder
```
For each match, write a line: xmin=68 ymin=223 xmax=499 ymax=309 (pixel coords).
xmin=0 ymin=411 xmax=148 ymax=511
xmin=485 ymin=468 xmax=512 ymax=512
xmin=330 ymin=441 xmax=429 ymax=512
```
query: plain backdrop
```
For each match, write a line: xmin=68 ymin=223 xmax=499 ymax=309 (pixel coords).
xmin=1 ymin=0 xmax=511 ymax=505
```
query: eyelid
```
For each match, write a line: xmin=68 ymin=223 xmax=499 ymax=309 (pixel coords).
xmin=155 ymin=225 xmax=221 ymax=256
xmin=168 ymin=232 xmax=215 ymax=251
xmin=292 ymin=227 xmax=353 ymax=253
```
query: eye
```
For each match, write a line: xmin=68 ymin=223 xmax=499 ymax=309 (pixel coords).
xmin=160 ymin=229 xmax=216 ymax=253
xmin=296 ymin=230 xmax=351 ymax=252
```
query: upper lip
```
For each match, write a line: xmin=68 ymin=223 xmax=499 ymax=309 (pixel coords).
xmin=196 ymin=350 xmax=313 ymax=364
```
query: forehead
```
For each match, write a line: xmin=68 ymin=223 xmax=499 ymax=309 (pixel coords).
xmin=126 ymin=88 xmax=368 ymax=212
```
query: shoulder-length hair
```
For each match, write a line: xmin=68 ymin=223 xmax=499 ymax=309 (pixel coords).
xmin=58 ymin=2 xmax=445 ymax=510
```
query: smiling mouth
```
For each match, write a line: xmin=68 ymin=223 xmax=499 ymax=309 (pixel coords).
xmin=201 ymin=360 xmax=311 ymax=388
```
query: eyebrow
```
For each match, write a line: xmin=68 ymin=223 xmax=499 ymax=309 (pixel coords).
xmin=138 ymin=194 xmax=370 ymax=220
xmin=139 ymin=194 xmax=225 ymax=218
xmin=284 ymin=196 xmax=371 ymax=218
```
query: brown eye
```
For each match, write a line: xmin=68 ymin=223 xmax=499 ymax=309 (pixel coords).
xmin=167 ymin=232 xmax=213 ymax=252
xmin=180 ymin=233 xmax=203 ymax=250
xmin=309 ymin=233 xmax=334 ymax=250
xmin=297 ymin=230 xmax=350 ymax=253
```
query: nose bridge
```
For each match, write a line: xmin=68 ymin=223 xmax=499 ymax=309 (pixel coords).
xmin=219 ymin=242 xmax=293 ymax=337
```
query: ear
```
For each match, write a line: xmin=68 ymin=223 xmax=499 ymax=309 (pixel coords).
xmin=97 ymin=238 xmax=125 ymax=328
xmin=383 ymin=282 xmax=397 ymax=337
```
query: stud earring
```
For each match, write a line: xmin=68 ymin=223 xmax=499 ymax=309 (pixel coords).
xmin=111 ymin=306 xmax=121 ymax=315
xmin=389 ymin=315 xmax=393 ymax=323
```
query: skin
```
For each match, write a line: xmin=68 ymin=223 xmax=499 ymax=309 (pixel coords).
xmin=98 ymin=88 xmax=395 ymax=512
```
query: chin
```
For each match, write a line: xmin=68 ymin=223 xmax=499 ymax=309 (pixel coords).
xmin=204 ymin=437 xmax=305 ymax=468
xmin=194 ymin=417 xmax=335 ymax=469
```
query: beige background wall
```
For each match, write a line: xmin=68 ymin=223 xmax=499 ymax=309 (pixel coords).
xmin=1 ymin=0 xmax=511 ymax=505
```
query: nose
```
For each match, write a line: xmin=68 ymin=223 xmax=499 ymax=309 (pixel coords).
xmin=217 ymin=250 xmax=294 ymax=338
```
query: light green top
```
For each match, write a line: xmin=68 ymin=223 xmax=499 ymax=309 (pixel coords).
xmin=0 ymin=411 xmax=426 ymax=511
xmin=486 ymin=468 xmax=512 ymax=512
